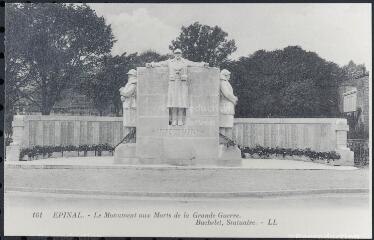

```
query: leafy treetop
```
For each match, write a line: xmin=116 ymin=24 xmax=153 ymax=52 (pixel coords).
xmin=169 ymin=22 xmax=237 ymax=67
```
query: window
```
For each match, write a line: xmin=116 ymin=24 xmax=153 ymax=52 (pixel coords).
xmin=343 ymin=88 xmax=357 ymax=112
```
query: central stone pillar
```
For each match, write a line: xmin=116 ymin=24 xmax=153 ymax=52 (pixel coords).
xmin=136 ymin=66 xmax=220 ymax=166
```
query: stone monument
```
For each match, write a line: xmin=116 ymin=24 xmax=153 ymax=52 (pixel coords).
xmin=114 ymin=69 xmax=137 ymax=163
xmin=114 ymin=49 xmax=242 ymax=166
xmin=218 ymin=69 xmax=242 ymax=162
xmin=119 ymin=68 xmax=137 ymax=137
xmin=219 ymin=69 xmax=238 ymax=138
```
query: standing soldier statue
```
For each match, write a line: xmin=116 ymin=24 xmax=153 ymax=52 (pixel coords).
xmin=146 ymin=49 xmax=209 ymax=126
xmin=119 ymin=69 xmax=137 ymax=141
xmin=219 ymin=69 xmax=238 ymax=139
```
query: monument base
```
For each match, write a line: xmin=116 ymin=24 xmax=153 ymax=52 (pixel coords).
xmin=6 ymin=145 xmax=21 ymax=162
xmin=114 ymin=156 xmax=241 ymax=167
xmin=114 ymin=143 xmax=137 ymax=164
xmin=159 ymin=158 xmax=219 ymax=166
xmin=335 ymin=148 xmax=354 ymax=166
xmin=218 ymin=144 xmax=242 ymax=166
xmin=114 ymin=142 xmax=242 ymax=166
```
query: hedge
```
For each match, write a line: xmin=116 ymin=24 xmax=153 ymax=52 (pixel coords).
xmin=19 ymin=144 xmax=114 ymax=160
xmin=240 ymin=145 xmax=340 ymax=161
xmin=20 ymin=144 xmax=341 ymax=162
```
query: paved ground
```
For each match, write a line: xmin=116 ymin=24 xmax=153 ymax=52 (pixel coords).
xmin=6 ymin=156 xmax=358 ymax=170
xmin=5 ymin=157 xmax=371 ymax=237
xmin=4 ymin=191 xmax=371 ymax=237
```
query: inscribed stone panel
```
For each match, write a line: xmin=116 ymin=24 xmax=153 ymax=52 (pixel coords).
xmin=137 ymin=67 xmax=169 ymax=95
xmin=137 ymin=95 xmax=168 ymax=117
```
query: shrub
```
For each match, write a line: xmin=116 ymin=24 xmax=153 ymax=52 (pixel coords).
xmin=240 ymin=145 xmax=340 ymax=161
xmin=19 ymin=144 xmax=116 ymax=160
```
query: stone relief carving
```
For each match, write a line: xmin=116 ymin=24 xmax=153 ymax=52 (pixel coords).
xmin=146 ymin=48 xmax=209 ymax=126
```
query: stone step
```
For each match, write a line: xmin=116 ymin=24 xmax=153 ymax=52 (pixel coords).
xmin=5 ymin=187 xmax=369 ymax=198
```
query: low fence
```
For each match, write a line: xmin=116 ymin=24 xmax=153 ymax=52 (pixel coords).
xmin=10 ymin=115 xmax=351 ymax=155
xmin=347 ymin=139 xmax=370 ymax=167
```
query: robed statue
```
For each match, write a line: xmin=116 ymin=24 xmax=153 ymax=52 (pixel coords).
xmin=219 ymin=69 xmax=238 ymax=139
xmin=146 ymin=49 xmax=209 ymax=126
xmin=119 ymin=69 xmax=137 ymax=140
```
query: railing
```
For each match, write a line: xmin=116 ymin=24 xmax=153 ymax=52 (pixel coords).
xmin=114 ymin=128 xmax=136 ymax=148
xmin=347 ymin=139 xmax=370 ymax=167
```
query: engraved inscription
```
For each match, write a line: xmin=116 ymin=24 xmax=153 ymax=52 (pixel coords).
xmin=154 ymin=128 xmax=201 ymax=137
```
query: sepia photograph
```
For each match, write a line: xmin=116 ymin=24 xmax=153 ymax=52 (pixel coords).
xmin=3 ymin=2 xmax=372 ymax=238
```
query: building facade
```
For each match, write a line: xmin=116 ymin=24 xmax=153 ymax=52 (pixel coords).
xmin=338 ymin=74 xmax=369 ymax=139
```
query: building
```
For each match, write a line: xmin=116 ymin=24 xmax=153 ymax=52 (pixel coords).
xmin=338 ymin=73 xmax=369 ymax=139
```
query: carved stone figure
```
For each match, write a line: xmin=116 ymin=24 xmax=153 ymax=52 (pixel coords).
xmin=146 ymin=49 xmax=209 ymax=126
xmin=119 ymin=69 xmax=137 ymax=139
xmin=219 ymin=69 xmax=238 ymax=138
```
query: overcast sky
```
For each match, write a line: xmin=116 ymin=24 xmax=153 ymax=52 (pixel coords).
xmin=89 ymin=3 xmax=371 ymax=68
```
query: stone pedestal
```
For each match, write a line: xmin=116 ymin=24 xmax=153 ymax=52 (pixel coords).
xmin=335 ymin=148 xmax=355 ymax=166
xmin=6 ymin=115 xmax=25 ymax=161
xmin=6 ymin=145 xmax=21 ymax=161
xmin=114 ymin=143 xmax=137 ymax=164
xmin=218 ymin=144 xmax=242 ymax=166
xmin=334 ymin=119 xmax=354 ymax=166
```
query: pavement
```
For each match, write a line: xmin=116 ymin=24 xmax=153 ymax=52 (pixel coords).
xmin=5 ymin=157 xmax=371 ymax=237
xmin=5 ymin=157 xmax=369 ymax=198
xmin=6 ymin=156 xmax=358 ymax=170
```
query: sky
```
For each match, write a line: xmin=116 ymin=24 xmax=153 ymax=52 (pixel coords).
xmin=89 ymin=3 xmax=371 ymax=69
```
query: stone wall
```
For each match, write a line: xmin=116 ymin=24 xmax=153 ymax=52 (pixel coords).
xmin=233 ymin=118 xmax=348 ymax=152
xmin=10 ymin=115 xmax=124 ymax=148
xmin=9 ymin=115 xmax=351 ymax=151
xmin=7 ymin=115 xmax=353 ymax=164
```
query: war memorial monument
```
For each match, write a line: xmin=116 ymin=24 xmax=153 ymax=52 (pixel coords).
xmin=3 ymin=3 xmax=370 ymax=237
xmin=5 ymin=49 xmax=355 ymax=166
xmin=115 ymin=49 xmax=242 ymax=166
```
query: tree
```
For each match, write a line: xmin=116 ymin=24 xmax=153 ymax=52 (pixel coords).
xmin=342 ymin=60 xmax=368 ymax=80
xmin=169 ymin=22 xmax=237 ymax=67
xmin=134 ymin=49 xmax=171 ymax=67
xmin=222 ymin=46 xmax=345 ymax=118
xmin=5 ymin=3 xmax=115 ymax=115
xmin=82 ymin=50 xmax=170 ymax=116
xmin=81 ymin=53 xmax=137 ymax=116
